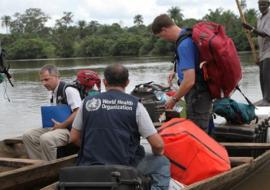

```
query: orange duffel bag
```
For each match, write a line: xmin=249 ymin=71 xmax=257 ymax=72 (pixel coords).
xmin=158 ymin=118 xmax=231 ymax=185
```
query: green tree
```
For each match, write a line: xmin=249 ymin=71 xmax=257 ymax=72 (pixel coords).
xmin=78 ymin=36 xmax=107 ymax=56
xmin=7 ymin=38 xmax=54 ymax=59
xmin=181 ymin=18 xmax=198 ymax=28
xmin=56 ymin=12 xmax=73 ymax=27
xmin=1 ymin=15 xmax=11 ymax=34
xmin=110 ymin=35 xmax=143 ymax=56
xmin=168 ymin=6 xmax=184 ymax=25
xmin=151 ymin=38 xmax=172 ymax=56
xmin=244 ymin=8 xmax=258 ymax=26
xmin=77 ymin=20 xmax=86 ymax=39
xmin=53 ymin=12 xmax=75 ymax=57
xmin=134 ymin=14 xmax=144 ymax=26
xmin=86 ymin=20 xmax=100 ymax=34
xmin=9 ymin=8 xmax=49 ymax=34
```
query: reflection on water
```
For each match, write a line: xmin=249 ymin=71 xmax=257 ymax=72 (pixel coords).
xmin=0 ymin=54 xmax=262 ymax=140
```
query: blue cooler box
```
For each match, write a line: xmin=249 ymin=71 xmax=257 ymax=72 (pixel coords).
xmin=41 ymin=105 xmax=72 ymax=128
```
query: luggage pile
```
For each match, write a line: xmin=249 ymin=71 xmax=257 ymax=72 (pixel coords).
xmin=213 ymin=117 xmax=270 ymax=157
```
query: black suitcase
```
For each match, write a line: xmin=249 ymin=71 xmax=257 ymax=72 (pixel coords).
xmin=213 ymin=122 xmax=269 ymax=157
xmin=213 ymin=125 xmax=259 ymax=142
xmin=58 ymin=165 xmax=150 ymax=190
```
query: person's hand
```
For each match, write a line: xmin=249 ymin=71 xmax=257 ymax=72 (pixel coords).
xmin=168 ymin=72 xmax=175 ymax=87
xmin=256 ymin=58 xmax=260 ymax=66
xmin=51 ymin=119 xmax=64 ymax=130
xmin=242 ymin=22 xmax=253 ymax=31
xmin=165 ymin=97 xmax=176 ymax=110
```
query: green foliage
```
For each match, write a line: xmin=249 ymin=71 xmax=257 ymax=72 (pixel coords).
xmin=1 ymin=15 xmax=11 ymax=34
xmin=9 ymin=8 xmax=49 ymax=35
xmin=151 ymin=39 xmax=173 ymax=56
xmin=182 ymin=18 xmax=198 ymax=28
xmin=79 ymin=36 xmax=108 ymax=57
xmin=134 ymin=14 xmax=144 ymax=26
xmin=244 ymin=9 xmax=258 ymax=27
xmin=168 ymin=6 xmax=184 ymax=26
xmin=7 ymin=38 xmax=54 ymax=59
xmin=139 ymin=38 xmax=154 ymax=56
xmin=110 ymin=35 xmax=143 ymax=56
xmin=0 ymin=6 xmax=261 ymax=59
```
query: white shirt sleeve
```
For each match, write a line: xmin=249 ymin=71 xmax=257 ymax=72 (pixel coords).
xmin=72 ymin=101 xmax=84 ymax=130
xmin=65 ymin=87 xmax=82 ymax=111
xmin=136 ymin=102 xmax=157 ymax=138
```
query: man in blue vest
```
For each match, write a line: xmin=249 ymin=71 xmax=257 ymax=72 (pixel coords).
xmin=71 ymin=64 xmax=170 ymax=190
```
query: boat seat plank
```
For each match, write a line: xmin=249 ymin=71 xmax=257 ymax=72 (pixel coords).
xmin=40 ymin=182 xmax=58 ymax=190
xmin=0 ymin=157 xmax=44 ymax=167
xmin=3 ymin=137 xmax=23 ymax=145
xmin=221 ymin=142 xmax=270 ymax=150
xmin=230 ymin=157 xmax=253 ymax=167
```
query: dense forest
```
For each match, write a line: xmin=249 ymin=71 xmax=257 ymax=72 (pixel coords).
xmin=0 ymin=4 xmax=258 ymax=60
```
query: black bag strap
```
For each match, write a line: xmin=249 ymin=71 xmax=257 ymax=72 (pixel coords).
xmin=134 ymin=81 xmax=170 ymax=92
xmin=134 ymin=81 xmax=153 ymax=88
xmin=236 ymin=86 xmax=254 ymax=106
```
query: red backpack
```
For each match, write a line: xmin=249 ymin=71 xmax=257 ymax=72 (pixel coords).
xmin=70 ymin=69 xmax=101 ymax=99
xmin=176 ymin=22 xmax=242 ymax=99
xmin=76 ymin=69 xmax=101 ymax=91
xmin=158 ymin=118 xmax=231 ymax=185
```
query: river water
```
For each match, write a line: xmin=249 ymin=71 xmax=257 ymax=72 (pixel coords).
xmin=0 ymin=53 xmax=261 ymax=140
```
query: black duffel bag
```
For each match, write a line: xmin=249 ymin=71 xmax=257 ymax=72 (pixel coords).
xmin=131 ymin=81 xmax=170 ymax=122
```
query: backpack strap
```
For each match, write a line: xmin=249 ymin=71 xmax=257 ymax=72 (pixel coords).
xmin=173 ymin=28 xmax=192 ymax=72
xmin=175 ymin=29 xmax=192 ymax=46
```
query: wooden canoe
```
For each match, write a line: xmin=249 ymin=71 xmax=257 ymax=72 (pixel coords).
xmin=0 ymin=137 xmax=77 ymax=190
xmin=183 ymin=147 xmax=270 ymax=190
xmin=2 ymin=136 xmax=270 ymax=190
xmin=40 ymin=143 xmax=270 ymax=190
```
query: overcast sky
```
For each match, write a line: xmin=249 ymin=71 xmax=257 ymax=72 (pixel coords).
xmin=0 ymin=0 xmax=258 ymax=33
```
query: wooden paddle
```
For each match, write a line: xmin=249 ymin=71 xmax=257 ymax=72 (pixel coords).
xmin=235 ymin=0 xmax=258 ymax=64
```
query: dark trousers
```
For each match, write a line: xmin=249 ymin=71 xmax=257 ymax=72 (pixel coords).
xmin=185 ymin=85 xmax=212 ymax=131
xmin=259 ymin=58 xmax=270 ymax=103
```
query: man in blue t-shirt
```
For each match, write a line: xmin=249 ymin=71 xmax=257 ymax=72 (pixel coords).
xmin=152 ymin=14 xmax=212 ymax=130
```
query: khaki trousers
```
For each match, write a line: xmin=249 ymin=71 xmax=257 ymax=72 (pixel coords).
xmin=22 ymin=128 xmax=70 ymax=161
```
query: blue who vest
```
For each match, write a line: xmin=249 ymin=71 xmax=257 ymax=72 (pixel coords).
xmin=77 ymin=90 xmax=144 ymax=166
